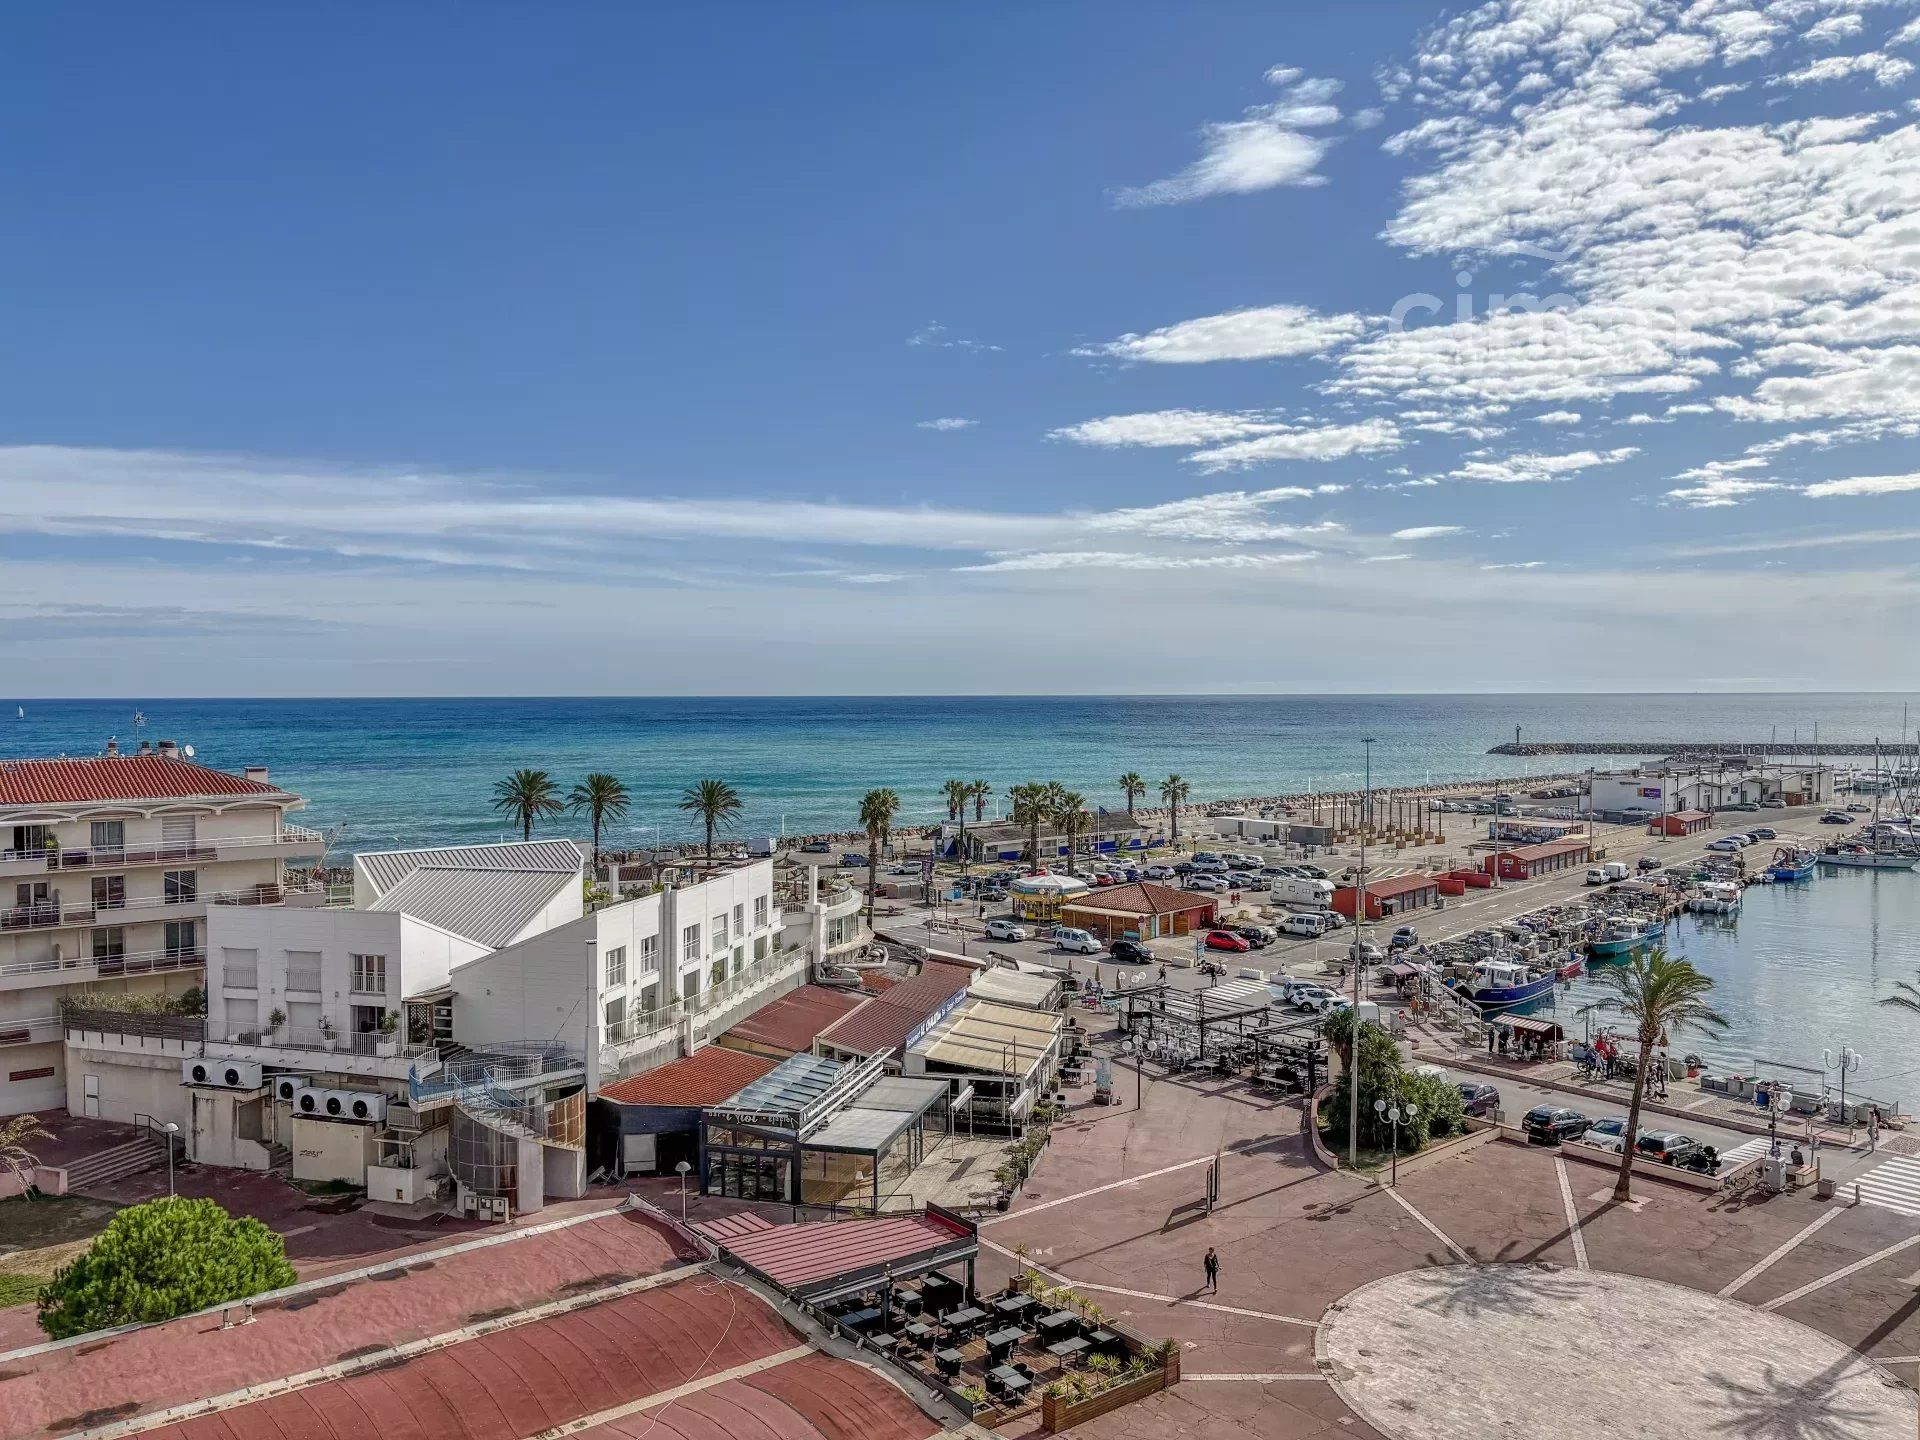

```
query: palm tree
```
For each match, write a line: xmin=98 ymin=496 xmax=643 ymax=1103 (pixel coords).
xmin=1160 ymin=774 xmax=1191 ymax=851
xmin=859 ymin=788 xmax=902 ymax=922
xmin=492 ymin=769 xmax=564 ymax=841
xmin=678 ymin=779 xmax=744 ymax=863
xmin=1054 ymin=789 xmax=1089 ymax=874
xmin=0 ymin=1113 xmax=53 ymax=1194
xmin=1880 ymin=973 xmax=1920 ymax=1016
xmin=1009 ymin=783 xmax=1049 ymax=870
xmin=970 ymin=780 xmax=992 ymax=822
xmin=1119 ymin=772 xmax=1146 ymax=817
xmin=566 ymin=773 xmax=631 ymax=869
xmin=942 ymin=779 xmax=969 ymax=823
xmin=1580 ymin=946 xmax=1727 ymax=1202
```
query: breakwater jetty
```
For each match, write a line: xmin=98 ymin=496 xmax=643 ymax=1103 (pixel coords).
xmin=1488 ymin=740 xmax=1917 ymax=758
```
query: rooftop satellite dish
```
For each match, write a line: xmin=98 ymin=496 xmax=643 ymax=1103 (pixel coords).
xmin=182 ymin=744 xmax=196 ymax=758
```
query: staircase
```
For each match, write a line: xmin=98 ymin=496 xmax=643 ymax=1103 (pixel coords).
xmin=62 ymin=1135 xmax=169 ymax=1193
xmin=268 ymin=1142 xmax=292 ymax=1173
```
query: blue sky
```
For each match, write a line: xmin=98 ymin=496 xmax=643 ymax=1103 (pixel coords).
xmin=4 ymin=2 xmax=1919 ymax=695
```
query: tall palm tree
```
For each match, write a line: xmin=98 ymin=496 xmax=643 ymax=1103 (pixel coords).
xmin=678 ymin=779 xmax=744 ymax=863
xmin=1053 ymin=789 xmax=1089 ymax=874
xmin=567 ymin=773 xmax=631 ymax=869
xmin=1580 ymin=946 xmax=1727 ymax=1202
xmin=1880 ymin=973 xmax=1920 ymax=1016
xmin=1009 ymin=783 xmax=1048 ymax=871
xmin=859 ymin=788 xmax=902 ymax=922
xmin=942 ymin=778 xmax=969 ymax=823
xmin=492 ymin=769 xmax=564 ymax=841
xmin=970 ymin=780 xmax=992 ymax=822
xmin=1160 ymin=774 xmax=1191 ymax=851
xmin=0 ymin=1113 xmax=53 ymax=1194
xmin=1119 ymin=772 xmax=1146 ymax=817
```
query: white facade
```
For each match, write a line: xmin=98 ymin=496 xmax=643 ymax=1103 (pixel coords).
xmin=1591 ymin=762 xmax=1835 ymax=818
xmin=1 ymin=746 xmax=321 ymax=1116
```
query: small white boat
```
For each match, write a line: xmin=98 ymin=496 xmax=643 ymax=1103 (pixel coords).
xmin=1820 ymin=846 xmax=1920 ymax=872
xmin=1688 ymin=881 xmax=1742 ymax=915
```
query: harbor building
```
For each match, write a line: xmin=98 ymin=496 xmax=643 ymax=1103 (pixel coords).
xmin=1486 ymin=836 xmax=1594 ymax=881
xmin=1332 ymin=872 xmax=1441 ymax=921
xmin=1589 ymin=761 xmax=1834 ymax=822
xmin=1 ymin=742 xmax=323 ymax=1116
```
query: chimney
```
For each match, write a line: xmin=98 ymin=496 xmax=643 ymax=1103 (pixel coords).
xmin=105 ymin=738 xmax=119 ymax=757
xmin=137 ymin=740 xmax=153 ymax=756
xmin=245 ymin=766 xmax=270 ymax=783
xmin=157 ymin=740 xmax=178 ymax=758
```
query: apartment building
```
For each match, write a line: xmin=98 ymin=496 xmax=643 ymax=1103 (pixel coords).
xmin=2 ymin=741 xmax=321 ymax=1114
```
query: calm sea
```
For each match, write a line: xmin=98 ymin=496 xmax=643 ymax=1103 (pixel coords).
xmin=4 ymin=693 xmax=1914 ymax=855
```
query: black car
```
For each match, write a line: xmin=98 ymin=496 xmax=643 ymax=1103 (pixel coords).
xmin=1295 ymin=863 xmax=1329 ymax=880
xmin=1822 ymin=812 xmax=1852 ymax=824
xmin=1457 ymin=1082 xmax=1501 ymax=1118
xmin=1233 ymin=925 xmax=1270 ymax=949
xmin=1522 ymin=1105 xmax=1590 ymax=1144
xmin=1635 ymin=1130 xmax=1702 ymax=1165
xmin=1109 ymin=938 xmax=1154 ymax=963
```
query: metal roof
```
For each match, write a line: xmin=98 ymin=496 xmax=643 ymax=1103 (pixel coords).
xmin=806 ymin=1104 xmax=925 ymax=1154
xmin=817 ymin=964 xmax=971 ymax=1058
xmin=713 ymin=1212 xmax=976 ymax=1297
xmin=598 ymin=1046 xmax=777 ymax=1107
xmin=720 ymin=1052 xmax=845 ymax=1114
xmin=968 ymin=967 xmax=1061 ymax=1010
xmin=912 ymin=998 xmax=1061 ymax=1077
xmin=720 ymin=984 xmax=866 ymax=1055
xmin=367 ymin=866 xmax=576 ymax=948
xmin=355 ymin=838 xmax=583 ymax=898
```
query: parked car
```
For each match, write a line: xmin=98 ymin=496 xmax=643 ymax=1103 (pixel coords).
xmin=1457 ymin=1082 xmax=1501 ymax=1118
xmin=1290 ymin=984 xmax=1344 ymax=1014
xmin=1352 ymin=941 xmax=1385 ymax=964
xmin=1760 ymin=797 xmax=1787 ymax=809
xmin=1190 ymin=858 xmax=1230 ymax=875
xmin=1052 ymin=926 xmax=1102 ymax=955
xmin=1278 ymin=912 xmax=1330 ymax=938
xmin=1204 ymin=929 xmax=1251 ymax=953
xmin=1092 ymin=873 xmax=1118 ymax=887
xmin=1186 ymin=875 xmax=1227 ymax=892
xmin=1319 ymin=910 xmax=1349 ymax=929
xmin=1750 ymin=826 xmax=1777 ymax=840
xmin=1294 ymin=863 xmax=1330 ymax=880
xmin=1822 ymin=812 xmax=1853 ymax=824
xmin=1635 ymin=1130 xmax=1703 ymax=1165
xmin=1226 ymin=871 xmax=1261 ymax=889
xmin=1389 ymin=925 xmax=1418 ymax=949
xmin=1847 ymin=802 xmax=1872 ymax=813
xmin=799 ymin=840 xmax=831 ymax=854
xmin=1707 ymin=837 xmax=1741 ymax=852
xmin=1637 ymin=856 xmax=1662 ymax=872
xmin=984 ymin=918 xmax=1028 ymax=942
xmin=1143 ymin=864 xmax=1176 ymax=880
xmin=842 ymin=852 xmax=869 ymax=866
xmin=1109 ymin=938 xmax=1154 ymax=963
xmin=1581 ymin=1116 xmax=1637 ymax=1153
xmin=1523 ymin=1105 xmax=1590 ymax=1145
xmin=1720 ymin=802 xmax=1760 ymax=813
xmin=1585 ymin=867 xmax=1609 ymax=885
xmin=1233 ymin=925 xmax=1272 ymax=949
xmin=977 ymin=887 xmax=1007 ymax=903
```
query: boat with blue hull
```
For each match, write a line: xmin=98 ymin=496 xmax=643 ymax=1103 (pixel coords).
xmin=1768 ymin=847 xmax=1817 ymax=882
xmin=1462 ymin=958 xmax=1558 ymax=1010
xmin=1587 ymin=919 xmax=1647 ymax=961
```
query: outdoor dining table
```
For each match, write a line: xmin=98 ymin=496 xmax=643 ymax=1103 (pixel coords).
xmin=993 ymin=1294 xmax=1036 ymax=1317
xmin=942 ymin=1305 xmax=988 ymax=1334
xmin=1046 ymin=1336 xmax=1091 ymax=1364
xmin=894 ymin=1285 xmax=923 ymax=1315
xmin=1086 ymin=1326 xmax=1120 ymax=1352
xmin=934 ymin=1347 xmax=964 ymax=1377
xmin=989 ymin=1365 xmax=1033 ymax=1400
xmin=904 ymin=1321 xmax=937 ymax=1348
xmin=840 ymin=1307 xmax=883 ymax=1332
xmin=985 ymin=1326 xmax=1025 ymax=1349
xmin=1035 ymin=1309 xmax=1078 ymax=1337
xmin=866 ymin=1332 xmax=899 ymax=1354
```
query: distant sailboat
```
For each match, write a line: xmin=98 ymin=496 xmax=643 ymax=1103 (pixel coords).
xmin=14 ymin=706 xmax=21 ymax=719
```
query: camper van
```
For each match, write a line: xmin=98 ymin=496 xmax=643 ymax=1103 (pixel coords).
xmin=1270 ymin=875 xmax=1336 ymax=908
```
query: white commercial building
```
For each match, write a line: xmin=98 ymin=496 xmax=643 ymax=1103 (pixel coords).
xmin=1589 ymin=761 xmax=1834 ymax=821
xmin=2 ymin=741 xmax=322 ymax=1116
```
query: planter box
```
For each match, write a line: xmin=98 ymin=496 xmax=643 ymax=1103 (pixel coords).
xmin=1041 ymin=1356 xmax=1178 ymax=1433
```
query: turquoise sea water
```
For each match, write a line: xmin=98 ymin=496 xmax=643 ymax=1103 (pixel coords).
xmin=4 ymin=693 xmax=1914 ymax=854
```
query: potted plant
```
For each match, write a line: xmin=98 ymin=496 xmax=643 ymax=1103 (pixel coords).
xmin=317 ymin=1013 xmax=338 ymax=1051
xmin=267 ymin=1007 xmax=287 ymax=1039
xmin=375 ymin=1010 xmax=400 ymax=1056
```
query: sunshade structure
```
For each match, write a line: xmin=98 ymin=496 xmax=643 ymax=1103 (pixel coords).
xmin=1123 ymin=976 xmax=1278 ymax=1061
xmin=905 ymin=998 xmax=1064 ymax=1134
xmin=702 ymin=1205 xmax=979 ymax=1305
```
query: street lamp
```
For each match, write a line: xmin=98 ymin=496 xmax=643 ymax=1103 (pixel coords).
xmin=1822 ymin=1046 xmax=1862 ymax=1136
xmin=164 ymin=1122 xmax=180 ymax=1197
xmin=1348 ymin=738 xmax=1375 ymax=1171
xmin=1373 ymin=1096 xmax=1417 ymax=1187
xmin=674 ymin=1159 xmax=692 ymax=1223
xmin=1762 ymin=1084 xmax=1795 ymax=1160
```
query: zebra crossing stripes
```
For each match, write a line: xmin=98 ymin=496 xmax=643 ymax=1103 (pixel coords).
xmin=1716 ymin=1137 xmax=1770 ymax=1169
xmin=1851 ymin=1155 xmax=1920 ymax=1218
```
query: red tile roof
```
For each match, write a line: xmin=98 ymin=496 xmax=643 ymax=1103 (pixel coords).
xmin=721 ymin=985 xmax=866 ymax=1056
xmin=716 ymin=1212 xmax=975 ymax=1292
xmin=1337 ymin=872 xmax=1440 ymax=899
xmin=1501 ymin=837 xmax=1593 ymax=861
xmin=817 ymin=964 xmax=970 ymax=1059
xmin=0 ymin=754 xmax=284 ymax=807
xmin=1061 ymin=881 xmax=1214 ymax=915
xmin=600 ymin=1046 xmax=777 ymax=1106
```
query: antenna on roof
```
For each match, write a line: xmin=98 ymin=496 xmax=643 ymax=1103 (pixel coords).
xmin=182 ymin=744 xmax=195 ymax=759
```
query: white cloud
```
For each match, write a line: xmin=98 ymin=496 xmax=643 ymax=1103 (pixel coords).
xmin=1047 ymin=409 xmax=1290 ymax=448
xmin=1804 ymin=14 xmax=1865 ymax=44
xmin=1078 ymin=304 xmax=1367 ymax=364
xmin=906 ymin=322 xmax=1001 ymax=353
xmin=1117 ymin=68 xmax=1343 ymax=205
xmin=1665 ymin=477 xmax=1787 ymax=509
xmin=1362 ymin=553 xmax=1413 ymax=562
xmin=1771 ymin=51 xmax=1914 ymax=86
xmin=1391 ymin=525 xmax=1468 ymax=540
xmin=1187 ymin=418 xmax=1404 ymax=472
xmin=916 ymin=417 xmax=977 ymax=431
xmin=1803 ymin=471 xmax=1920 ymax=498
xmin=1894 ymin=16 xmax=1920 ymax=47
xmin=1351 ymin=107 xmax=1386 ymax=129
xmin=1534 ymin=410 xmax=1583 ymax=424
xmin=1448 ymin=447 xmax=1639 ymax=483
xmin=957 ymin=550 xmax=1318 ymax=573
xmin=1481 ymin=560 xmax=1546 ymax=570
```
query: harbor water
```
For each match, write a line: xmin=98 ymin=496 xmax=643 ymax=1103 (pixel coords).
xmin=1550 ymin=864 xmax=1920 ymax=1105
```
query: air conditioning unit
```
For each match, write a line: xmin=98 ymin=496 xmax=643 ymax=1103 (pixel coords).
xmin=182 ymin=1059 xmax=264 ymax=1090
xmin=271 ymin=1074 xmax=310 ymax=1103
xmin=343 ymin=1091 xmax=387 ymax=1124
xmin=293 ymin=1085 xmax=330 ymax=1117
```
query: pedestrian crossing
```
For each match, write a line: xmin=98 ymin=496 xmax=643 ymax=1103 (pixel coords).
xmin=1716 ymin=1137 xmax=1770 ymax=1169
xmin=1851 ymin=1155 xmax=1920 ymax=1218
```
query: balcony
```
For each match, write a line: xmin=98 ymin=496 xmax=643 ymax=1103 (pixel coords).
xmin=0 ymin=945 xmax=205 ymax=991
xmin=0 ymin=1015 xmax=61 ymax=1048
xmin=0 ymin=883 xmax=282 ymax=935
xmin=0 ymin=825 xmax=325 ymax=875
xmin=206 ymin=1026 xmax=436 ymax=1082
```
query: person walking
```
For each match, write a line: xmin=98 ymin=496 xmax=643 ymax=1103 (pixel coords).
xmin=1869 ymin=1106 xmax=1882 ymax=1153
xmin=1203 ymin=1247 xmax=1219 ymax=1293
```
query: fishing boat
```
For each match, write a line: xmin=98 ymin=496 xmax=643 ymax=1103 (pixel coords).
xmin=1555 ymin=953 xmax=1585 ymax=981
xmin=1587 ymin=918 xmax=1646 ymax=961
xmin=1767 ymin=847 xmax=1817 ymax=882
xmin=1463 ymin=957 xmax=1558 ymax=1009
xmin=1688 ymin=880 xmax=1742 ymax=915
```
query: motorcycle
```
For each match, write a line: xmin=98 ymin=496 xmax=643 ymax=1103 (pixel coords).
xmin=1680 ymin=1146 xmax=1721 ymax=1175
xmin=1197 ymin=959 xmax=1226 ymax=978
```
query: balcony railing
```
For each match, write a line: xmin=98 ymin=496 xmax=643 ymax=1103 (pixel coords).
xmin=0 ymin=946 xmax=206 ymax=980
xmin=224 ymin=1025 xmax=437 ymax=1061
xmin=0 ymin=884 xmax=282 ymax=934
xmin=2 ymin=825 xmax=325 ymax=871
xmin=601 ymin=946 xmax=805 ymax=1045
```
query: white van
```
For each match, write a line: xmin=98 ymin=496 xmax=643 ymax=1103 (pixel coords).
xmin=1603 ymin=861 xmax=1630 ymax=882
xmin=1585 ymin=867 xmax=1608 ymax=886
xmin=1052 ymin=926 xmax=1101 ymax=955
xmin=1270 ymin=875 xmax=1335 ymax=907
xmin=1279 ymin=911 xmax=1330 ymax=938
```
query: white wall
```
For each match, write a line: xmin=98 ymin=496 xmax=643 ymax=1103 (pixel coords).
xmin=290 ymin=1115 xmax=373 ymax=1184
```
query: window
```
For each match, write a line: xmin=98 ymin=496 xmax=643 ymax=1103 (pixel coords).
xmin=90 ymin=820 xmax=125 ymax=852
xmin=163 ymin=921 xmax=197 ymax=958
xmin=733 ymin=903 xmax=744 ymax=937
xmin=91 ymin=875 xmax=124 ymax=911
xmin=711 ymin=914 xmax=727 ymax=952
xmin=9 ymin=1067 xmax=55 ymax=1084
xmin=91 ymin=927 xmax=124 ymax=960
xmin=711 ymin=955 xmax=728 ymax=986
xmin=222 ymin=947 xmax=259 ymax=989
xmin=754 ymin=895 xmax=769 ymax=929
xmin=350 ymin=1003 xmax=384 ymax=1035
xmin=285 ymin=950 xmax=321 ymax=992
xmin=163 ymin=869 xmax=197 ymax=903
xmin=350 ymin=953 xmax=388 ymax=994
xmin=681 ymin=923 xmax=700 ymax=964
xmin=638 ymin=981 xmax=660 ymax=1016
xmin=604 ymin=995 xmax=627 ymax=1031
xmin=640 ymin=934 xmax=660 ymax=972
xmin=681 ymin=969 xmax=702 ymax=1000
xmin=604 ymin=944 xmax=627 ymax=988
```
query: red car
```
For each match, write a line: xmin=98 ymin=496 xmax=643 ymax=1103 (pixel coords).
xmin=1204 ymin=930 xmax=1250 ymax=953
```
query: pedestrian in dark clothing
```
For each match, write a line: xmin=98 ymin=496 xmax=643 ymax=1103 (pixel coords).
xmin=1869 ymin=1106 xmax=1882 ymax=1153
xmin=1487 ymin=1026 xmax=1497 ymax=1056
xmin=1203 ymin=1248 xmax=1219 ymax=1292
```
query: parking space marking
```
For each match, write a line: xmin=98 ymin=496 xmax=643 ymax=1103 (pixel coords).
xmin=1760 ymin=1233 xmax=1920 ymax=1313
xmin=1718 ymin=1207 xmax=1843 ymax=1297
xmin=1554 ymin=1157 xmax=1589 ymax=1270
xmin=980 ymin=1135 xmax=1288 ymax=1225
xmin=979 ymin=1238 xmax=1320 ymax=1328
xmin=1185 ymin=1372 xmax=1326 ymax=1382
xmin=1382 ymin=1185 xmax=1472 ymax=1264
